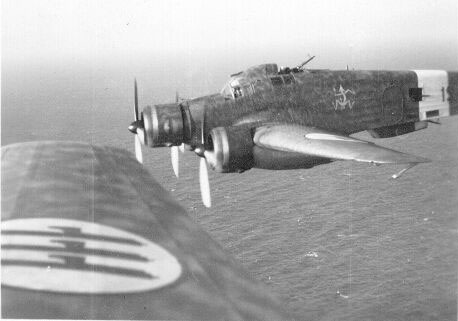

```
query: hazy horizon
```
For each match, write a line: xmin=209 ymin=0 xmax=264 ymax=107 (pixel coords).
xmin=3 ymin=0 xmax=458 ymax=118
xmin=3 ymin=0 xmax=458 ymax=69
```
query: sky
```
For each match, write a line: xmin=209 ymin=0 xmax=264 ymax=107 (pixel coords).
xmin=2 ymin=0 xmax=458 ymax=71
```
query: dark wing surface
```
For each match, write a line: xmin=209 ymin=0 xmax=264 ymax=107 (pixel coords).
xmin=1 ymin=141 xmax=292 ymax=320
xmin=254 ymin=124 xmax=430 ymax=164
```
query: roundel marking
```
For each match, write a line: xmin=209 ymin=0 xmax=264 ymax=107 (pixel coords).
xmin=1 ymin=218 xmax=182 ymax=294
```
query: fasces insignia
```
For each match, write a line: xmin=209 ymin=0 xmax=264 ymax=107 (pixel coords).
xmin=1 ymin=218 xmax=182 ymax=293
xmin=333 ymin=85 xmax=356 ymax=110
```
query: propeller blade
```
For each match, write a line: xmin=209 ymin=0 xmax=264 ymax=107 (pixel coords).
xmin=199 ymin=157 xmax=211 ymax=207
xmin=135 ymin=135 xmax=143 ymax=164
xmin=201 ymin=106 xmax=207 ymax=145
xmin=171 ymin=146 xmax=179 ymax=178
xmin=134 ymin=79 xmax=139 ymax=121
xmin=198 ymin=105 xmax=212 ymax=207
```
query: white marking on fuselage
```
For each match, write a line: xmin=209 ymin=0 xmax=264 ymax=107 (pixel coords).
xmin=305 ymin=133 xmax=362 ymax=143
xmin=413 ymin=70 xmax=450 ymax=120
xmin=333 ymin=85 xmax=356 ymax=110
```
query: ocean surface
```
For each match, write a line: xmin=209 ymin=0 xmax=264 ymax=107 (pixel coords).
xmin=2 ymin=64 xmax=457 ymax=320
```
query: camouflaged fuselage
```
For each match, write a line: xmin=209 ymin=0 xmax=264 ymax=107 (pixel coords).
xmin=182 ymin=65 xmax=458 ymax=146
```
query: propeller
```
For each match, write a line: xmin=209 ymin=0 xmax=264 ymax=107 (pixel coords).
xmin=196 ymin=107 xmax=212 ymax=207
xmin=174 ymin=91 xmax=186 ymax=154
xmin=135 ymin=134 xmax=143 ymax=164
xmin=128 ymin=79 xmax=144 ymax=163
xmin=199 ymin=156 xmax=211 ymax=207
xmin=170 ymin=90 xmax=181 ymax=177
xmin=171 ymin=146 xmax=179 ymax=177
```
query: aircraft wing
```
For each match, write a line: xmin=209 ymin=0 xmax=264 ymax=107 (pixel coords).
xmin=253 ymin=124 xmax=430 ymax=165
xmin=1 ymin=141 xmax=292 ymax=320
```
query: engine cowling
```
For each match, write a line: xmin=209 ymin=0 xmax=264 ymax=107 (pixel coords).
xmin=205 ymin=126 xmax=254 ymax=173
xmin=142 ymin=104 xmax=191 ymax=147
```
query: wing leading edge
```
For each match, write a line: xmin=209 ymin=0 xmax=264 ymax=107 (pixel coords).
xmin=253 ymin=124 xmax=429 ymax=166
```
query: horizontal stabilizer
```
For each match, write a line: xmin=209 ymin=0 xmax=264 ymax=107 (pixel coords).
xmin=254 ymin=124 xmax=430 ymax=165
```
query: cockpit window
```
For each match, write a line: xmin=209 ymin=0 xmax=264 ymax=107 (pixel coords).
xmin=233 ymin=86 xmax=243 ymax=98
xmin=270 ymin=76 xmax=283 ymax=86
xmin=221 ymin=78 xmax=248 ymax=99
xmin=283 ymin=74 xmax=295 ymax=85
xmin=221 ymin=83 xmax=233 ymax=99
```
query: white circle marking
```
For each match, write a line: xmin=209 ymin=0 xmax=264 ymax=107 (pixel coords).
xmin=1 ymin=218 xmax=182 ymax=294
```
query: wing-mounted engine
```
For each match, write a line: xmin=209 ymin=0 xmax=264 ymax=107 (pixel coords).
xmin=203 ymin=125 xmax=332 ymax=173
xmin=205 ymin=126 xmax=254 ymax=173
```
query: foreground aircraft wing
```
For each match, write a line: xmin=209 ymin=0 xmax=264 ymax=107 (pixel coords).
xmin=253 ymin=124 xmax=430 ymax=165
xmin=1 ymin=141 xmax=292 ymax=320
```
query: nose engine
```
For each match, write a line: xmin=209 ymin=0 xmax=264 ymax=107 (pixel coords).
xmin=142 ymin=104 xmax=190 ymax=147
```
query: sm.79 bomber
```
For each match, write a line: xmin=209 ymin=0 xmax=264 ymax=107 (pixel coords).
xmin=128 ymin=57 xmax=458 ymax=207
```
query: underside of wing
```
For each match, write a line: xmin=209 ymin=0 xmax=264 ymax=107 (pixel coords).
xmin=253 ymin=124 xmax=430 ymax=165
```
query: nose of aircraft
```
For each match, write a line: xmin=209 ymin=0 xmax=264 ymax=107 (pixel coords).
xmin=128 ymin=120 xmax=142 ymax=134
xmin=142 ymin=103 xmax=185 ymax=147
